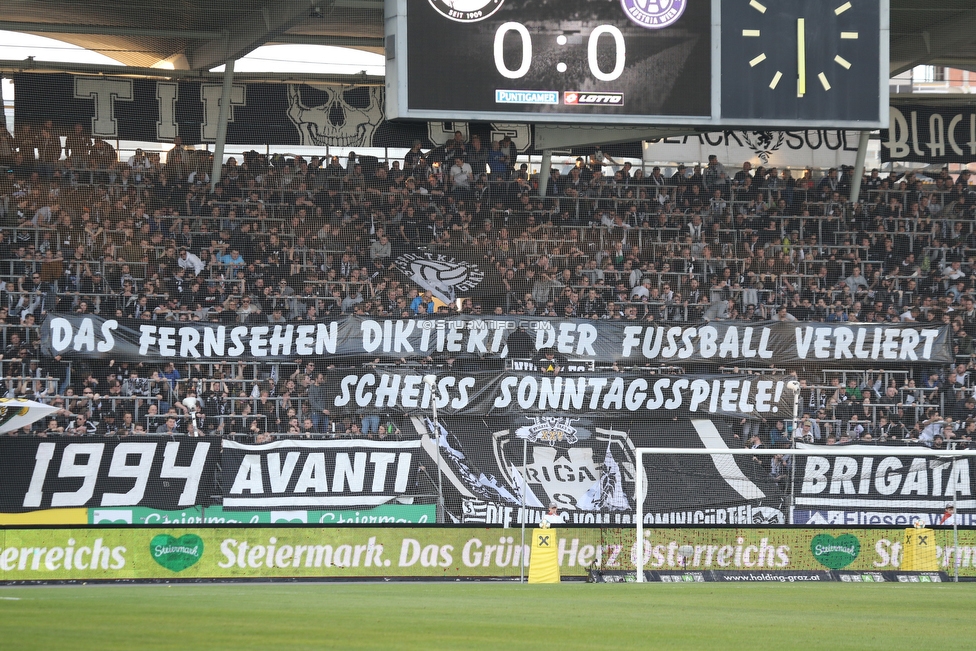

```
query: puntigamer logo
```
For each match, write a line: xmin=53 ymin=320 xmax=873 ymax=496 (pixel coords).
xmin=150 ymin=533 xmax=205 ymax=572
xmin=428 ymin=0 xmax=504 ymax=23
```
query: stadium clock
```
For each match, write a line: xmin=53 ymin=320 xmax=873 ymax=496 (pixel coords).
xmin=720 ymin=0 xmax=886 ymax=124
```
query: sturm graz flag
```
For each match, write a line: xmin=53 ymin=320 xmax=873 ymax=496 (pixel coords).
xmin=393 ymin=249 xmax=498 ymax=305
xmin=410 ymin=415 xmax=787 ymax=527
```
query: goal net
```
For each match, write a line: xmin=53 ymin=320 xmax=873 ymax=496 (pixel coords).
xmin=632 ymin=444 xmax=976 ymax=581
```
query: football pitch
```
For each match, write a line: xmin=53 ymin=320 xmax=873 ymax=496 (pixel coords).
xmin=1 ymin=582 xmax=974 ymax=650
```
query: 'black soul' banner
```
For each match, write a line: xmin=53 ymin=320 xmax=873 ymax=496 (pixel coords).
xmin=40 ymin=314 xmax=953 ymax=367
xmin=881 ymin=104 xmax=976 ymax=164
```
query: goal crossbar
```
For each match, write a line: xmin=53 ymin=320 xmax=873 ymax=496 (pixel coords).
xmin=634 ymin=446 xmax=976 ymax=582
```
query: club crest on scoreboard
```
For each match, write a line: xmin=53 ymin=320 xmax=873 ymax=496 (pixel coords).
xmin=428 ymin=0 xmax=504 ymax=23
xmin=620 ymin=0 xmax=688 ymax=30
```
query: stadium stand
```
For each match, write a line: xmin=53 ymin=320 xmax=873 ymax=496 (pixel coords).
xmin=0 ymin=121 xmax=972 ymax=450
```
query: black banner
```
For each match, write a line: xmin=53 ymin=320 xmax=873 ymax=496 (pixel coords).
xmin=0 ymin=437 xmax=219 ymax=513
xmin=11 ymin=73 xmax=640 ymax=157
xmin=322 ymin=370 xmax=792 ymax=420
xmin=792 ymin=444 xmax=976 ymax=516
xmin=417 ymin=415 xmax=787 ymax=526
xmin=881 ymin=104 xmax=976 ymax=164
xmin=40 ymin=313 xmax=954 ymax=367
xmin=219 ymin=416 xmax=788 ymax=524
xmin=221 ymin=439 xmax=424 ymax=510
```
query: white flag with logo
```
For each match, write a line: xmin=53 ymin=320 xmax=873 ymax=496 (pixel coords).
xmin=510 ymin=464 xmax=545 ymax=508
xmin=600 ymin=445 xmax=630 ymax=511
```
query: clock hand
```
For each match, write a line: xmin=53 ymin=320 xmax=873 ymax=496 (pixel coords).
xmin=797 ymin=18 xmax=806 ymax=97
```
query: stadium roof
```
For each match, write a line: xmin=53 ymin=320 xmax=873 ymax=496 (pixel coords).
xmin=0 ymin=0 xmax=383 ymax=72
xmin=0 ymin=1 xmax=972 ymax=76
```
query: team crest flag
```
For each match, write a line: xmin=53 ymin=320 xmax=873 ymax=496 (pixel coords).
xmin=393 ymin=249 xmax=498 ymax=305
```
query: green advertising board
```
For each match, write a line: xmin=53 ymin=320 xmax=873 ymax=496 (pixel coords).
xmin=0 ymin=527 xmax=973 ymax=581
xmin=87 ymin=505 xmax=435 ymax=526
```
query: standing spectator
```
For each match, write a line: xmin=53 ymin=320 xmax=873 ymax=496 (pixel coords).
xmin=65 ymin=123 xmax=91 ymax=169
xmin=308 ymin=373 xmax=331 ymax=433
xmin=35 ymin=125 xmax=62 ymax=180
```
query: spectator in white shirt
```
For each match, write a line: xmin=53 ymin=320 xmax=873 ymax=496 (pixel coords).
xmin=177 ymin=248 xmax=206 ymax=276
xmin=450 ymin=156 xmax=472 ymax=190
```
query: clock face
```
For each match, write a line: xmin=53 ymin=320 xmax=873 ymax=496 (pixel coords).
xmin=720 ymin=0 xmax=882 ymax=124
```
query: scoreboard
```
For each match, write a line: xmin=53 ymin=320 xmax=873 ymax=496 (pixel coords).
xmin=384 ymin=0 xmax=889 ymax=128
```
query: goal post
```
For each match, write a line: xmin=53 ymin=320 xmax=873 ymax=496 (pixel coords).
xmin=634 ymin=444 xmax=976 ymax=582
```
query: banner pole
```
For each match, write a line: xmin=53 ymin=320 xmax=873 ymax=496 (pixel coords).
xmin=953 ymin=467 xmax=959 ymax=583
xmin=636 ymin=450 xmax=644 ymax=582
xmin=433 ymin=401 xmax=443 ymax=524
xmin=789 ymin=381 xmax=800 ymax=525
xmin=520 ymin=434 xmax=527 ymax=584
xmin=423 ymin=375 xmax=445 ymax=524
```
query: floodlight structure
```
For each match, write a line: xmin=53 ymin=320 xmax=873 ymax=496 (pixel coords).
xmin=423 ymin=374 xmax=446 ymax=524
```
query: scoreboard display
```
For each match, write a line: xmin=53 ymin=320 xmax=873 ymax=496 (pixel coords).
xmin=384 ymin=0 xmax=889 ymax=128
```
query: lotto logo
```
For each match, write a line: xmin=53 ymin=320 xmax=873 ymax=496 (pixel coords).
xmin=563 ymin=92 xmax=624 ymax=105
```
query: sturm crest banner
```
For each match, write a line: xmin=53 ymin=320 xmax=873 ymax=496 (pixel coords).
xmin=881 ymin=104 xmax=976 ymax=164
xmin=0 ymin=437 xmax=219 ymax=513
xmin=424 ymin=416 xmax=788 ymax=527
xmin=11 ymin=73 xmax=640 ymax=157
xmin=40 ymin=314 xmax=954 ymax=367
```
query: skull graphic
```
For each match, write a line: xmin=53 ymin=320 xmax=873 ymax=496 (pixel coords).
xmin=286 ymin=84 xmax=384 ymax=147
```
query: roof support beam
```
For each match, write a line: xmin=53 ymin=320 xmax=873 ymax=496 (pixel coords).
xmin=890 ymin=9 xmax=976 ymax=76
xmin=0 ymin=59 xmax=383 ymax=86
xmin=211 ymin=59 xmax=236 ymax=190
xmin=271 ymin=34 xmax=384 ymax=49
xmin=184 ymin=1 xmax=317 ymax=70
xmin=330 ymin=0 xmax=384 ymax=8
xmin=0 ymin=21 xmax=223 ymax=40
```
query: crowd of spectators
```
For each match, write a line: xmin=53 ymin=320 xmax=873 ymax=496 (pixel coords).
xmin=1 ymin=120 xmax=975 ymax=450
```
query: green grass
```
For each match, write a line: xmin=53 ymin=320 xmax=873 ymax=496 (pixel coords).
xmin=1 ymin=582 xmax=974 ymax=650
